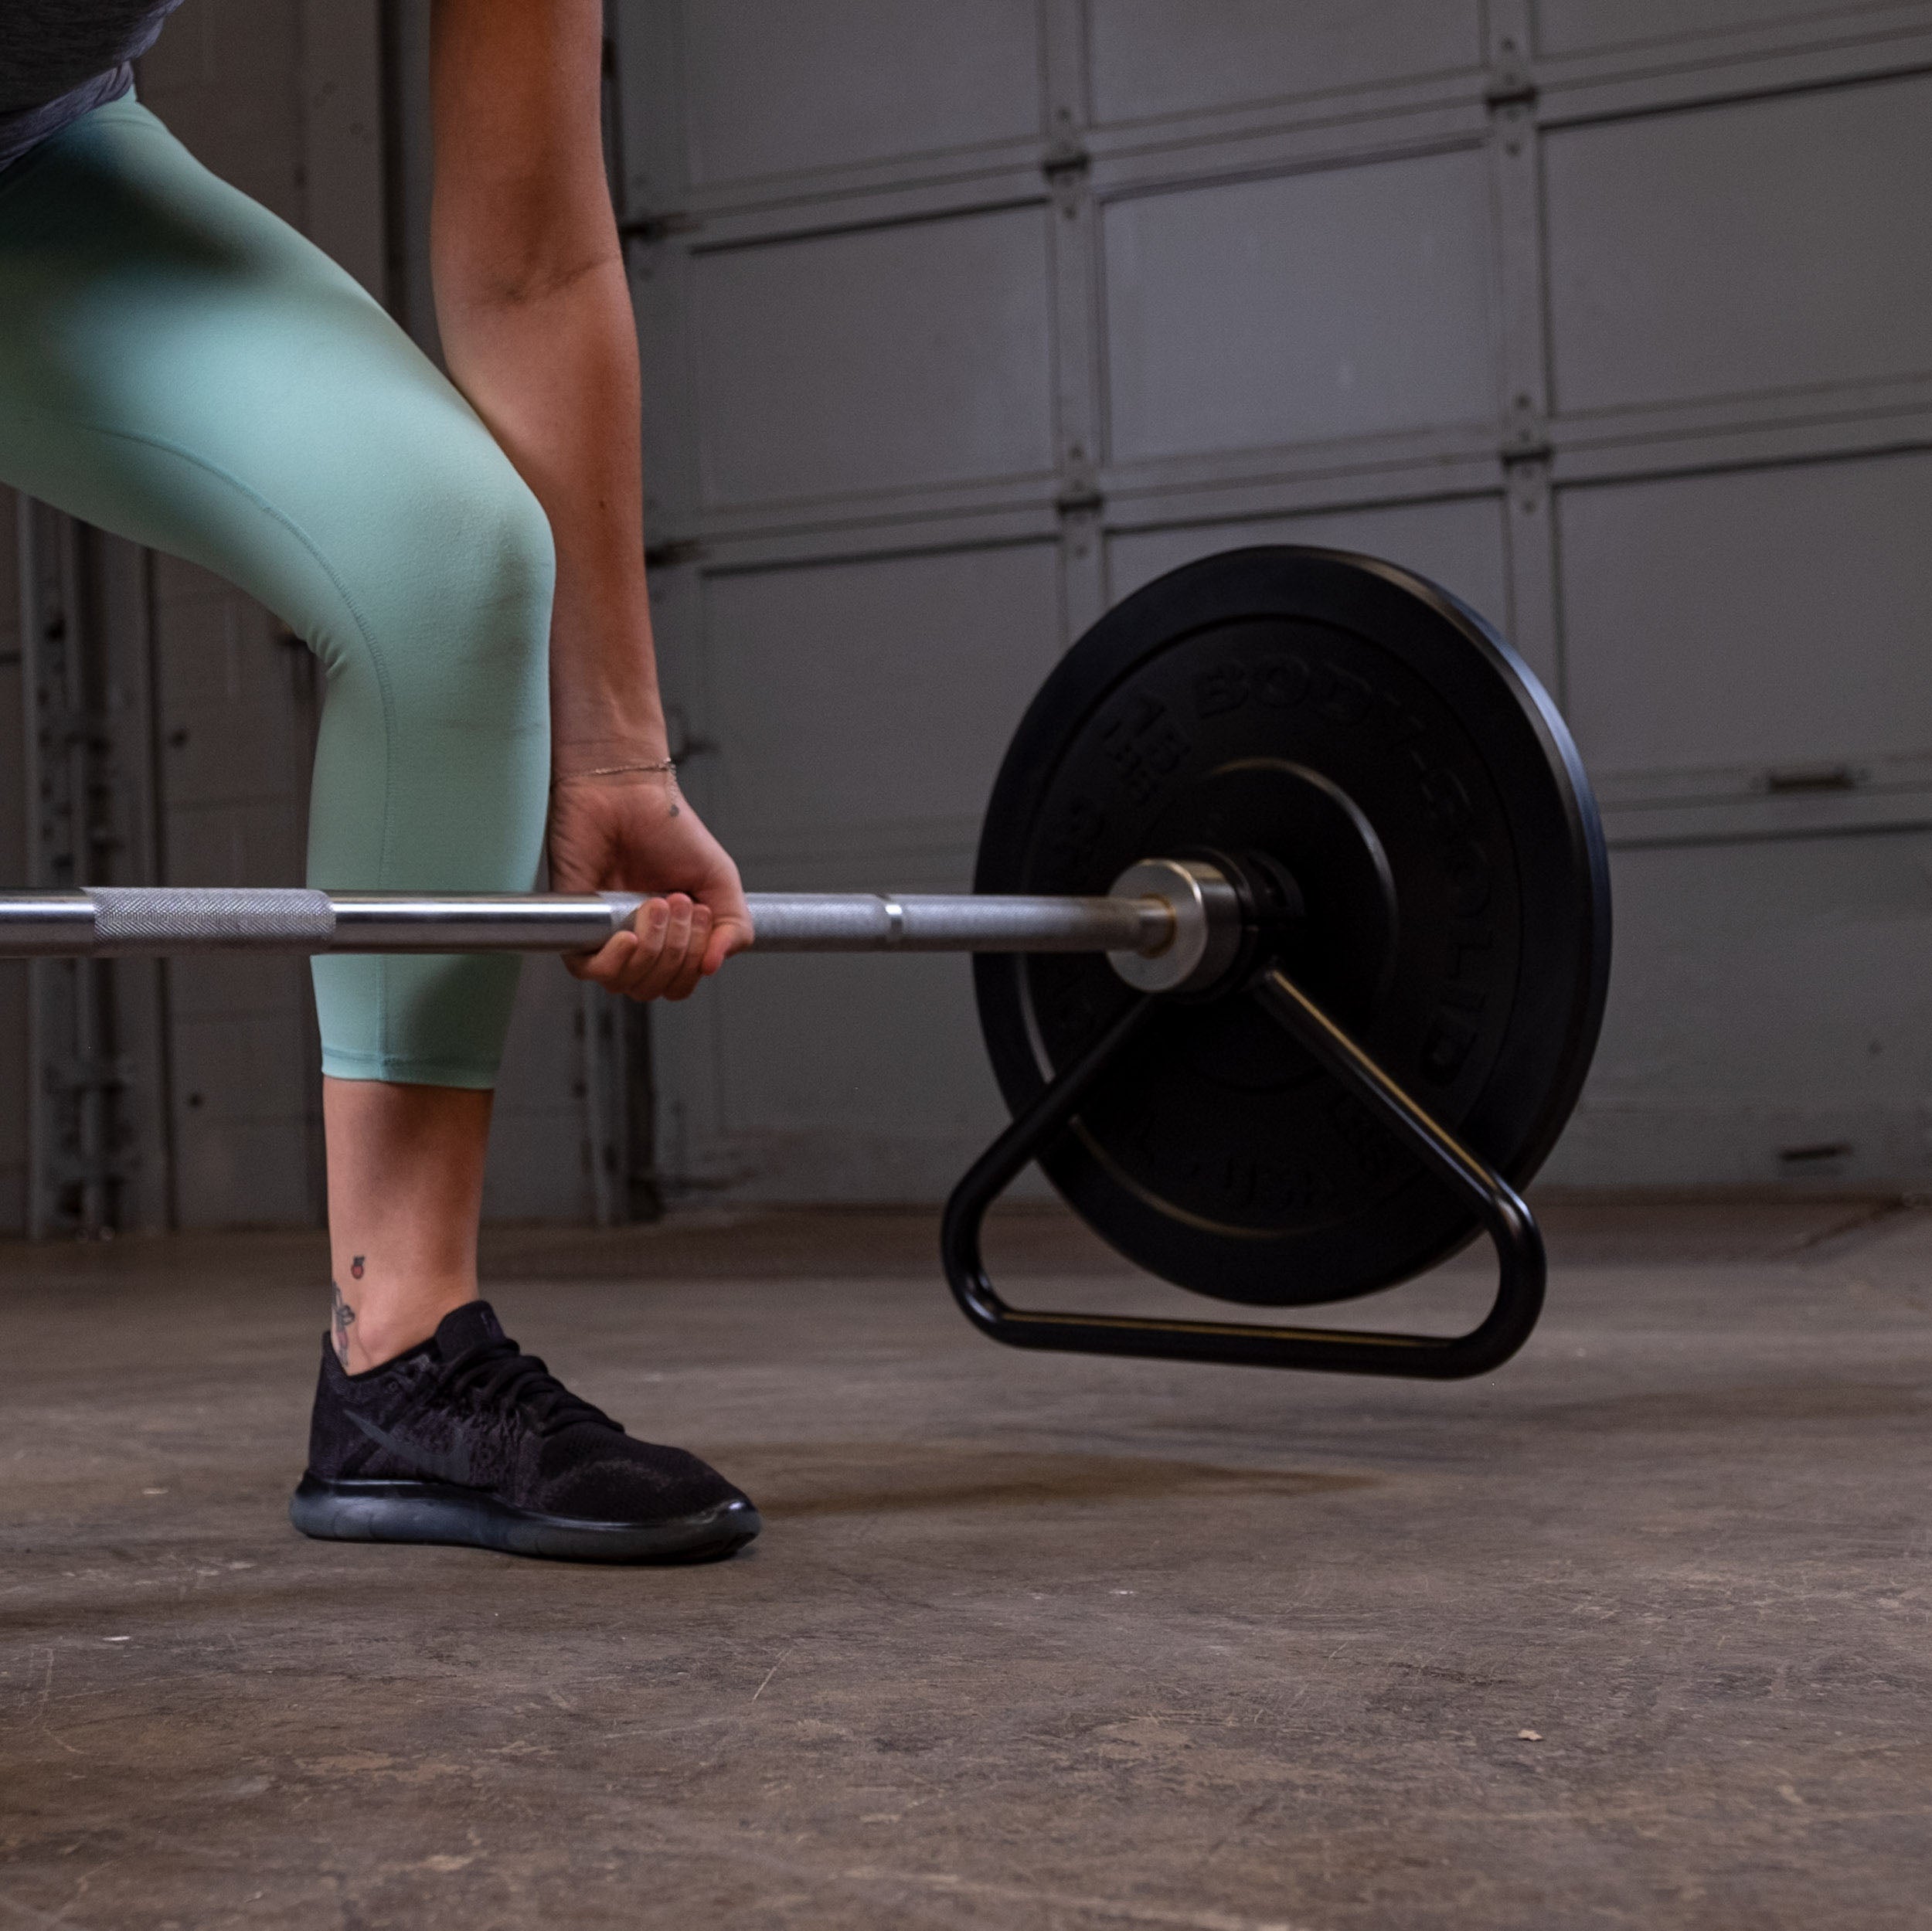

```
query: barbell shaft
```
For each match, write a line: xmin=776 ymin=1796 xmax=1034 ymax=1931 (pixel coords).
xmin=0 ymin=887 xmax=1176 ymax=959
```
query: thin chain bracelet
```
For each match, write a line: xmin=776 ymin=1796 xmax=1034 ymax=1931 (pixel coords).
xmin=551 ymin=756 xmax=683 ymax=815
xmin=553 ymin=756 xmax=677 ymax=782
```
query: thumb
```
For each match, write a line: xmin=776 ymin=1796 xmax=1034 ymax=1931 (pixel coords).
xmin=702 ymin=914 xmax=753 ymax=974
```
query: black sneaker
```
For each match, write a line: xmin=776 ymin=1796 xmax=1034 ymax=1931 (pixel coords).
xmin=288 ymin=1300 xmax=760 ymax=1562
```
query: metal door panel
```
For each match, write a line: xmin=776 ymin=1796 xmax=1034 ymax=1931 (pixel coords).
xmin=1088 ymin=0 xmax=1484 ymax=125
xmin=168 ymin=1007 xmax=313 ymax=1228
xmin=136 ymin=0 xmax=305 ymax=226
xmin=693 ymin=209 xmax=1057 ymax=510
xmin=1545 ymin=72 xmax=1932 ymax=413
xmin=154 ymin=592 xmax=310 ymax=811
xmin=702 ymin=543 xmax=1063 ymax=863
xmin=172 ymin=1116 xmax=315 ymax=1228
xmin=1555 ymin=831 xmax=1932 ymax=1185
xmin=1534 ymin=0 xmax=1902 ymax=59
xmin=155 ymin=788 xmax=311 ymax=1091
xmin=681 ymin=0 xmax=1044 ymax=185
xmin=1102 ymin=149 xmax=1497 ymax=465
xmin=621 ymin=7 xmax=1932 ymax=1197
xmin=707 ymin=950 xmax=1008 ymax=1202
xmin=492 ymin=965 xmax=590 ymax=1115
xmin=0 ymin=601 xmax=22 ymax=1228
xmin=159 ymin=801 xmax=305 ymax=895
xmin=163 ymin=951 xmax=307 ymax=1032
xmin=1107 ymin=495 xmax=1511 ymax=630
xmin=170 ymin=1010 xmax=310 ymax=1118
xmin=1560 ymin=451 xmax=1932 ymax=778
xmin=484 ymin=975 xmax=608 ymax=1222
xmin=696 ymin=211 xmax=1059 ymax=513
xmin=0 ymin=958 xmax=22 ymax=1232
xmin=162 ymin=948 xmax=311 ymax=1229
xmin=148 ymin=563 xmax=318 ymax=1228
xmin=482 ymin=960 xmax=597 ymax=1223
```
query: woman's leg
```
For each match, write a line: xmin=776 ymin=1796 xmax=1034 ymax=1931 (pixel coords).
xmin=0 ymin=97 xmax=549 ymax=1363
xmin=323 ymin=1083 xmax=494 ymax=1368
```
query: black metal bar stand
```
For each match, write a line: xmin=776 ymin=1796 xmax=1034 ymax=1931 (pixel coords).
xmin=939 ymin=966 xmax=1545 ymax=1379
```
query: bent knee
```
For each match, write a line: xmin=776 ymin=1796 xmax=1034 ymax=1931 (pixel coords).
xmin=458 ymin=457 xmax=555 ymax=614
xmin=415 ymin=454 xmax=556 ymax=674
xmin=311 ymin=439 xmax=556 ymax=713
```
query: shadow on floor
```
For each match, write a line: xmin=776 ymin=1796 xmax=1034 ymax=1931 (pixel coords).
xmin=723 ymin=1443 xmax=1376 ymax=1519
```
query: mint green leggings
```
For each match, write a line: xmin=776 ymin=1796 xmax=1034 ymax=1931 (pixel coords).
xmin=0 ymin=96 xmax=553 ymax=1087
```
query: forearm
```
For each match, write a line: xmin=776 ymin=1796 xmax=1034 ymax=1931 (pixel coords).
xmin=427 ymin=0 xmax=663 ymax=773
xmin=435 ymin=260 xmax=668 ymax=768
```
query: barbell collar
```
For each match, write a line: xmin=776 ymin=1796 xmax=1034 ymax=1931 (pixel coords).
xmin=1104 ymin=858 xmax=1244 ymax=994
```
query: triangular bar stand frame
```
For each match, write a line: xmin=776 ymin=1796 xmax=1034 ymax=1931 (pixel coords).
xmin=939 ymin=966 xmax=1546 ymax=1379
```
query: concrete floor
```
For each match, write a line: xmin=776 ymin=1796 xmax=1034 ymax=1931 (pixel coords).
xmin=1 ymin=1195 xmax=1928 ymax=1929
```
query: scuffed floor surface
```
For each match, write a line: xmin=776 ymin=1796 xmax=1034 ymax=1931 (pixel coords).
xmin=1 ymin=1196 xmax=1928 ymax=1929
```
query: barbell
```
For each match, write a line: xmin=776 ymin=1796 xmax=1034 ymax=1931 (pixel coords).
xmin=2 ymin=548 xmax=1612 ymax=1379
xmin=0 ymin=873 xmax=1194 ymax=972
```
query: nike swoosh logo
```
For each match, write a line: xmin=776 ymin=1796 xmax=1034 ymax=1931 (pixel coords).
xmin=348 ymin=1409 xmax=474 ymax=1487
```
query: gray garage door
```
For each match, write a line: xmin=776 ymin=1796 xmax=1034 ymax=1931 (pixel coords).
xmin=614 ymin=0 xmax=1932 ymax=1203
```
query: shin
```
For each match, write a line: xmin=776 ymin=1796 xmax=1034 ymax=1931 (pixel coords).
xmin=322 ymin=1077 xmax=494 ymax=1372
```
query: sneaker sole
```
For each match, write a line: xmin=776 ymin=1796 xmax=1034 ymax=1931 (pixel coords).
xmin=288 ymin=1474 xmax=760 ymax=1564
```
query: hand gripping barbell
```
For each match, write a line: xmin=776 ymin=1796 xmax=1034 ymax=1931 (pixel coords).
xmin=1 ymin=549 xmax=1612 ymax=1380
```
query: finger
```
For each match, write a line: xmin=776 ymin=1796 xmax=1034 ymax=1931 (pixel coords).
xmin=650 ymin=900 xmax=710 ymax=1003
xmin=572 ymin=896 xmax=721 ymax=1001
xmin=611 ymin=898 xmax=675 ymax=998
xmin=658 ymin=897 xmax=706 ymax=998
xmin=662 ymin=904 xmax=713 ymax=1001
xmin=621 ymin=895 xmax=696 ymax=1001
xmin=565 ymin=927 xmax=639 ymax=987
xmin=701 ymin=914 xmax=751 ymax=976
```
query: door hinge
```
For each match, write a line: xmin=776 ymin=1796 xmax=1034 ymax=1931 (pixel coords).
xmin=644 ymin=538 xmax=708 ymax=572
xmin=1056 ymin=471 xmax=1105 ymax=518
xmin=620 ymin=210 xmax=703 ymax=246
xmin=1485 ymin=57 xmax=1537 ymax=111
xmin=1042 ymin=137 xmax=1090 ymax=182
xmin=46 ymin=1055 xmax=132 ymax=1098
xmin=1500 ymin=397 xmax=1552 ymax=467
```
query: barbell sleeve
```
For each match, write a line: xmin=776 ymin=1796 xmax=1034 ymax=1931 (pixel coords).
xmin=0 ymin=886 xmax=1179 ymax=960
xmin=740 ymin=891 xmax=1169 ymax=954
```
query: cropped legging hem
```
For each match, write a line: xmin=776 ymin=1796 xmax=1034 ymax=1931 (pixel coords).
xmin=0 ymin=93 xmax=556 ymax=1089
xmin=320 ymin=1044 xmax=502 ymax=1091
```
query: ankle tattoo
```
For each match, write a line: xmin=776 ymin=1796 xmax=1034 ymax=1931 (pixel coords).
xmin=331 ymin=1279 xmax=357 ymax=1367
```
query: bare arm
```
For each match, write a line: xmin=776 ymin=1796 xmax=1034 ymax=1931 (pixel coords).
xmin=427 ymin=0 xmax=746 ymax=994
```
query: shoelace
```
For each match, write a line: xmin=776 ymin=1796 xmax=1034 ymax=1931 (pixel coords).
xmin=437 ymin=1335 xmax=619 ymax=1436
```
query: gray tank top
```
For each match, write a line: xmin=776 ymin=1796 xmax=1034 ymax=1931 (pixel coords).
xmin=0 ymin=0 xmax=185 ymax=170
